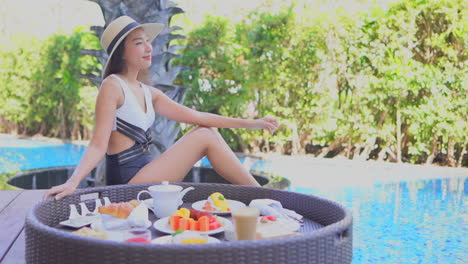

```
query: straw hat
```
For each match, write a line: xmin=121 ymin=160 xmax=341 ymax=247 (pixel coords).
xmin=100 ymin=16 xmax=164 ymax=77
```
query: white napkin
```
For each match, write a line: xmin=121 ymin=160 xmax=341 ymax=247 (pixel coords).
xmin=249 ymin=199 xmax=303 ymax=224
xmin=127 ymin=203 xmax=149 ymax=227
xmin=101 ymin=215 xmax=129 ymax=230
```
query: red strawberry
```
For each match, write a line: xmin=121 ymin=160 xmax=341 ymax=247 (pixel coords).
xmin=266 ymin=216 xmax=277 ymax=221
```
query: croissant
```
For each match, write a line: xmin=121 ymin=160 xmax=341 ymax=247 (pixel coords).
xmin=98 ymin=200 xmax=139 ymax=219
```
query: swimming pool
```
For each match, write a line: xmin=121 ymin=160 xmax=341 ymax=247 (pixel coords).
xmin=1 ymin=138 xmax=466 ymax=263
xmin=0 ymin=136 xmax=86 ymax=174
xmin=303 ymin=177 xmax=466 ymax=263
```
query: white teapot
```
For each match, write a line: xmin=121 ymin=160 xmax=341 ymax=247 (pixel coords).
xmin=137 ymin=181 xmax=194 ymax=218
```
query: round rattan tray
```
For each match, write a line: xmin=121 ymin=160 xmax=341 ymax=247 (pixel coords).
xmin=26 ymin=183 xmax=352 ymax=264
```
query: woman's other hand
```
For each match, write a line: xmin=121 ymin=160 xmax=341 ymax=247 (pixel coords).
xmin=42 ymin=181 xmax=78 ymax=200
xmin=252 ymin=117 xmax=279 ymax=134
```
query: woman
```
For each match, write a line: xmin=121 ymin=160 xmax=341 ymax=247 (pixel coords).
xmin=43 ymin=16 xmax=278 ymax=200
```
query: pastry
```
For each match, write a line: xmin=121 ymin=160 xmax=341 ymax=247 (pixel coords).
xmin=98 ymin=200 xmax=139 ymax=219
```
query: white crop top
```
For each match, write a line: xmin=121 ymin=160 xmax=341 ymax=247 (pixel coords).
xmin=109 ymin=74 xmax=155 ymax=131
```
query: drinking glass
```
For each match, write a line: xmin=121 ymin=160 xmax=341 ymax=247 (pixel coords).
xmin=231 ymin=207 xmax=260 ymax=240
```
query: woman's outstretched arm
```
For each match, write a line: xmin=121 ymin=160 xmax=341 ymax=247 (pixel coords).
xmin=150 ymin=87 xmax=279 ymax=133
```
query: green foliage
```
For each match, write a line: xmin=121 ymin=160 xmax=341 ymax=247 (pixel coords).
xmin=175 ymin=16 xmax=253 ymax=149
xmin=0 ymin=27 xmax=100 ymax=139
xmin=348 ymin=0 xmax=468 ymax=163
xmin=176 ymin=0 xmax=467 ymax=165
xmin=0 ymin=173 xmax=18 ymax=190
xmin=0 ymin=155 xmax=21 ymax=190
xmin=234 ymin=9 xmax=299 ymax=150
xmin=0 ymin=35 xmax=40 ymax=129
xmin=177 ymin=16 xmax=249 ymax=114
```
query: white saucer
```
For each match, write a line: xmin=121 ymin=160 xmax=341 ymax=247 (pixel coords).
xmin=257 ymin=217 xmax=302 ymax=232
xmin=59 ymin=214 xmax=101 ymax=229
xmin=91 ymin=219 xmax=152 ymax=241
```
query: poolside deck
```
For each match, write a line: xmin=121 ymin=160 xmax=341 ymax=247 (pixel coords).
xmin=0 ymin=190 xmax=45 ymax=264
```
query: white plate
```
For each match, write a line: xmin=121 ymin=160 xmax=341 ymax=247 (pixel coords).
xmin=257 ymin=217 xmax=302 ymax=232
xmin=191 ymin=200 xmax=246 ymax=214
xmin=151 ymin=235 xmax=220 ymax=244
xmin=153 ymin=216 xmax=227 ymax=235
xmin=91 ymin=218 xmax=152 ymax=231
xmin=59 ymin=215 xmax=101 ymax=229
xmin=90 ymin=220 xmax=152 ymax=241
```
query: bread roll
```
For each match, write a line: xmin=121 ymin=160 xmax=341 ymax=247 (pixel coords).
xmin=117 ymin=202 xmax=135 ymax=219
xmin=98 ymin=201 xmax=138 ymax=219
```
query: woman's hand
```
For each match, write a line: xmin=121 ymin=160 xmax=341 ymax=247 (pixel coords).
xmin=42 ymin=181 xmax=78 ymax=200
xmin=251 ymin=117 xmax=279 ymax=134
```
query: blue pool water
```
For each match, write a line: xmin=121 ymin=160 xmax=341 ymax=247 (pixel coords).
xmin=304 ymin=178 xmax=466 ymax=263
xmin=0 ymin=137 xmax=86 ymax=174
xmin=1 ymin=139 xmax=466 ymax=263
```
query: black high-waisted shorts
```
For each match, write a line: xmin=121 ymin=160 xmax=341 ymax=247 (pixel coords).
xmin=105 ymin=151 xmax=153 ymax=185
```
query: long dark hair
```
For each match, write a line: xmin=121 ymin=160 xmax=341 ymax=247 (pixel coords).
xmin=103 ymin=36 xmax=151 ymax=85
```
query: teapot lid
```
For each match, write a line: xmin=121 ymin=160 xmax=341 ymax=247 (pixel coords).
xmin=149 ymin=181 xmax=182 ymax=192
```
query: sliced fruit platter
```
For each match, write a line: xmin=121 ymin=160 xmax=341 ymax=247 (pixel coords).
xmin=169 ymin=208 xmax=223 ymax=232
xmin=153 ymin=208 xmax=226 ymax=235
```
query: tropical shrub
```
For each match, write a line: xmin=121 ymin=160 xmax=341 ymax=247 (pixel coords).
xmin=0 ymin=28 xmax=99 ymax=139
xmin=175 ymin=0 xmax=467 ymax=166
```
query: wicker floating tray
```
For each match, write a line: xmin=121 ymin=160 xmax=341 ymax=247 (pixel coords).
xmin=26 ymin=183 xmax=353 ymax=264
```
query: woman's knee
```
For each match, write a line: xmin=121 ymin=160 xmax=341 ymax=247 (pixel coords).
xmin=190 ymin=126 xmax=221 ymax=141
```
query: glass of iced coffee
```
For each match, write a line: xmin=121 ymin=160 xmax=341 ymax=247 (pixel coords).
xmin=231 ymin=207 xmax=260 ymax=240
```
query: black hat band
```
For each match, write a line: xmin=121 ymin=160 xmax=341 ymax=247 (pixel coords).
xmin=106 ymin=21 xmax=140 ymax=55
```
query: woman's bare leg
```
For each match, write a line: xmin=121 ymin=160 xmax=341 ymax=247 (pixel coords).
xmin=129 ymin=127 xmax=260 ymax=186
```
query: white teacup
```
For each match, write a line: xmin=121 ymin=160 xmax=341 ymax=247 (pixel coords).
xmin=137 ymin=181 xmax=194 ymax=218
